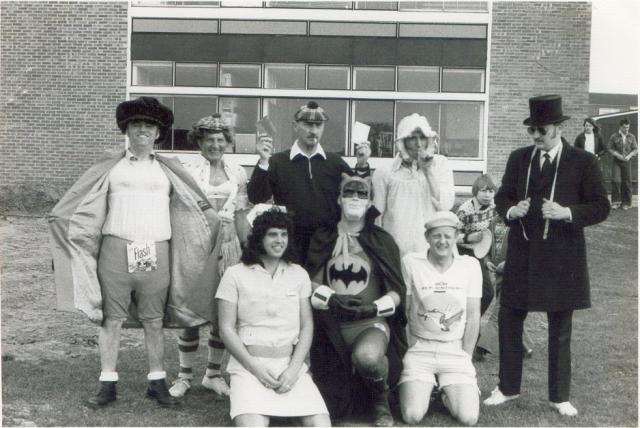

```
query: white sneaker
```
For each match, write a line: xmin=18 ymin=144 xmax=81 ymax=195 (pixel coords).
xmin=550 ymin=401 xmax=578 ymax=416
xmin=202 ymin=375 xmax=230 ymax=396
xmin=483 ymin=387 xmax=520 ymax=406
xmin=168 ymin=377 xmax=191 ymax=398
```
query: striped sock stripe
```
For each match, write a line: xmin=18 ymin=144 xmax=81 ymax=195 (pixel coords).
xmin=179 ymin=366 xmax=193 ymax=374
xmin=178 ymin=343 xmax=199 ymax=353
xmin=207 ymin=362 xmax=221 ymax=370
xmin=208 ymin=339 xmax=225 ymax=349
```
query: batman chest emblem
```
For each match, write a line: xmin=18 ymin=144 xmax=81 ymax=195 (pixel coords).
xmin=326 ymin=254 xmax=370 ymax=295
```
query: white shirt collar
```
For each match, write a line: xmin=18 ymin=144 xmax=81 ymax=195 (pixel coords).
xmin=125 ymin=149 xmax=155 ymax=161
xmin=289 ymin=141 xmax=327 ymax=160
xmin=539 ymin=140 xmax=562 ymax=166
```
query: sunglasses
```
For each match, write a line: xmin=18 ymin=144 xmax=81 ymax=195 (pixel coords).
xmin=526 ymin=126 xmax=548 ymax=136
xmin=342 ymin=189 xmax=369 ymax=200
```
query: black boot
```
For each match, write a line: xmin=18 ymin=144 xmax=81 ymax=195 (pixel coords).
xmin=84 ymin=381 xmax=117 ymax=408
xmin=146 ymin=379 xmax=181 ymax=407
xmin=364 ymin=377 xmax=394 ymax=427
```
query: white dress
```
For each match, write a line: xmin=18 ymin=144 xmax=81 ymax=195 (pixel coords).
xmin=216 ymin=263 xmax=329 ymax=419
xmin=372 ymin=154 xmax=455 ymax=256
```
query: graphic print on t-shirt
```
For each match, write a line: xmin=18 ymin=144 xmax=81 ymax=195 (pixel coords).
xmin=416 ymin=286 xmax=464 ymax=333
xmin=327 ymin=253 xmax=370 ymax=295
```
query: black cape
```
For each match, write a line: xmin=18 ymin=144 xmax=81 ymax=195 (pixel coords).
xmin=305 ymin=208 xmax=408 ymax=419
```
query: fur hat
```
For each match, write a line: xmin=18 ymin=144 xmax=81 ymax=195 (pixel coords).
xmin=294 ymin=101 xmax=329 ymax=123
xmin=116 ymin=96 xmax=174 ymax=140
xmin=424 ymin=211 xmax=461 ymax=232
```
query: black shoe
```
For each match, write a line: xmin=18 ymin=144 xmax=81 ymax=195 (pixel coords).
xmin=146 ymin=379 xmax=181 ymax=407
xmin=363 ymin=377 xmax=394 ymax=427
xmin=83 ymin=381 xmax=117 ymax=408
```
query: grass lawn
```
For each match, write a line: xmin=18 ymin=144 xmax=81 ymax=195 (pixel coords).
xmin=1 ymin=208 xmax=637 ymax=427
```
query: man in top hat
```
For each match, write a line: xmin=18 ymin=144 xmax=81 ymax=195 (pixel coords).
xmin=247 ymin=101 xmax=370 ymax=262
xmin=483 ymin=95 xmax=610 ymax=416
xmin=306 ymin=174 xmax=407 ymax=426
xmin=49 ymin=97 xmax=221 ymax=408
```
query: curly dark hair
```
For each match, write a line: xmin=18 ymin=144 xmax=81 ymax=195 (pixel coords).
xmin=241 ymin=209 xmax=298 ymax=266
xmin=187 ymin=127 xmax=234 ymax=149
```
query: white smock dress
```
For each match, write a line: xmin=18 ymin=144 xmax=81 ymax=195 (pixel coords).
xmin=372 ymin=154 xmax=455 ymax=256
xmin=215 ymin=262 xmax=329 ymax=419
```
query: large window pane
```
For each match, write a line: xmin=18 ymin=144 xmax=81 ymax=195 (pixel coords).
xmin=353 ymin=67 xmax=395 ymax=91
xmin=308 ymin=65 xmax=349 ymax=90
xmin=440 ymin=102 xmax=482 ymax=158
xmin=442 ymin=68 xmax=485 ymax=93
xmin=352 ymin=100 xmax=394 ymax=158
xmin=219 ymin=97 xmax=261 ymax=154
xmin=173 ymin=96 xmax=218 ymax=151
xmin=132 ymin=61 xmax=172 ymax=86
xmin=220 ymin=64 xmax=261 ymax=88
xmin=397 ymin=66 xmax=440 ymax=92
xmin=264 ymin=64 xmax=306 ymax=89
xmin=262 ymin=98 xmax=348 ymax=155
xmin=175 ymin=63 xmax=218 ymax=87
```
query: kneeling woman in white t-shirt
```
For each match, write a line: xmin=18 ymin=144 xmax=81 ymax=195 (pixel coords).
xmin=217 ymin=209 xmax=330 ymax=427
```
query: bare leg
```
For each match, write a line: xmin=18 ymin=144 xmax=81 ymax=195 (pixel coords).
xmin=99 ymin=317 xmax=124 ymax=372
xmin=399 ymin=380 xmax=434 ymax=425
xmin=141 ymin=319 xmax=165 ymax=373
xmin=233 ymin=414 xmax=270 ymax=427
xmin=300 ymin=414 xmax=332 ymax=427
xmin=442 ymin=383 xmax=479 ymax=426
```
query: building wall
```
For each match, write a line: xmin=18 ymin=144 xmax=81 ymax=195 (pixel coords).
xmin=487 ymin=1 xmax=591 ymax=182
xmin=0 ymin=1 xmax=128 ymax=213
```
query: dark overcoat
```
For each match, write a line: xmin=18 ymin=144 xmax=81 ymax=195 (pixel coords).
xmin=495 ymin=140 xmax=610 ymax=312
xmin=574 ymin=132 xmax=606 ymax=156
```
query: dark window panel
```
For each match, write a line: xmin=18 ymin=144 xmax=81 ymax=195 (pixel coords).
xmin=173 ymin=96 xmax=219 ymax=150
xmin=353 ymin=100 xmax=395 ymax=158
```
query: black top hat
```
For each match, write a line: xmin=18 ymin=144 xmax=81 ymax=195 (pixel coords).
xmin=116 ymin=96 xmax=174 ymax=140
xmin=523 ymin=94 xmax=571 ymax=126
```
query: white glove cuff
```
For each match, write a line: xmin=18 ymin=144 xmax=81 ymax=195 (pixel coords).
xmin=311 ymin=285 xmax=335 ymax=310
xmin=374 ymin=295 xmax=396 ymax=317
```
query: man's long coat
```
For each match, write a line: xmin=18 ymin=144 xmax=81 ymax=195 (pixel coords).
xmin=495 ymin=140 xmax=610 ymax=312
xmin=49 ymin=151 xmax=221 ymax=327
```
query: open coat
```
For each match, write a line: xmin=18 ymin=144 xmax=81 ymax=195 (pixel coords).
xmin=305 ymin=208 xmax=408 ymax=418
xmin=495 ymin=140 xmax=610 ymax=312
xmin=49 ymin=151 xmax=221 ymax=327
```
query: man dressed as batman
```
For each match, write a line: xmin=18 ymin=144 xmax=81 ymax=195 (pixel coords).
xmin=306 ymin=174 xmax=408 ymax=427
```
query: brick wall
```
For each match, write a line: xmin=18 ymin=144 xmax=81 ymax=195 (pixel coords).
xmin=487 ymin=2 xmax=591 ymax=183
xmin=0 ymin=1 xmax=127 ymax=213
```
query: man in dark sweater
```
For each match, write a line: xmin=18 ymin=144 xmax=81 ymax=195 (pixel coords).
xmin=247 ymin=101 xmax=370 ymax=262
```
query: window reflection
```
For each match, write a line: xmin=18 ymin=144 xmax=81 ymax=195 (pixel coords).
xmin=442 ymin=68 xmax=484 ymax=93
xmin=352 ymin=100 xmax=394 ymax=158
xmin=219 ymin=97 xmax=261 ymax=154
xmin=219 ymin=64 xmax=261 ymax=88
xmin=397 ymin=66 xmax=439 ymax=92
xmin=132 ymin=61 xmax=172 ymax=86
xmin=175 ymin=63 xmax=217 ymax=87
xmin=264 ymin=64 xmax=306 ymax=89
xmin=353 ymin=67 xmax=395 ymax=91
xmin=308 ymin=65 xmax=350 ymax=90
xmin=440 ymin=102 xmax=482 ymax=157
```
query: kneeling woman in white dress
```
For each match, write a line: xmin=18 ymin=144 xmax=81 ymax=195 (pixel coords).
xmin=217 ymin=209 xmax=330 ymax=427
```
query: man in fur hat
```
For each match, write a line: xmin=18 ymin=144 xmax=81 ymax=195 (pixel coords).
xmin=483 ymin=95 xmax=610 ymax=416
xmin=306 ymin=174 xmax=408 ymax=427
xmin=247 ymin=101 xmax=370 ymax=263
xmin=49 ymin=97 xmax=221 ymax=408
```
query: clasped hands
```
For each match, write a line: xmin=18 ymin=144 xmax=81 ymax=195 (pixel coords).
xmin=509 ymin=197 xmax=571 ymax=221
xmin=328 ymin=294 xmax=377 ymax=322
xmin=251 ymin=362 xmax=300 ymax=394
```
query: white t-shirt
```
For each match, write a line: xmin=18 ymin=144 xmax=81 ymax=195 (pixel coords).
xmin=402 ymin=252 xmax=482 ymax=342
xmin=216 ymin=262 xmax=311 ymax=348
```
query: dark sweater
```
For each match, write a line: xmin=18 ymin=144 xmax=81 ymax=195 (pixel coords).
xmin=247 ymin=150 xmax=352 ymax=232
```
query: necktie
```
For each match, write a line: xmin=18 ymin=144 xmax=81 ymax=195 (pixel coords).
xmin=541 ymin=153 xmax=553 ymax=179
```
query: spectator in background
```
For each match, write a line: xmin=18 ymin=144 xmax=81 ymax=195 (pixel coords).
xmin=247 ymin=101 xmax=370 ymax=263
xmin=608 ymin=118 xmax=637 ymax=210
xmin=573 ymin=118 xmax=606 ymax=158
xmin=372 ymin=113 xmax=455 ymax=256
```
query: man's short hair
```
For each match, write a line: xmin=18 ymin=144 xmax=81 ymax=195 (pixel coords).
xmin=620 ymin=118 xmax=630 ymax=126
xmin=471 ymin=174 xmax=497 ymax=196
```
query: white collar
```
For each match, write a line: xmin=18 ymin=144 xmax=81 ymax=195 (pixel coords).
xmin=289 ymin=141 xmax=327 ymax=160
xmin=125 ymin=149 xmax=155 ymax=161
xmin=540 ymin=140 xmax=562 ymax=165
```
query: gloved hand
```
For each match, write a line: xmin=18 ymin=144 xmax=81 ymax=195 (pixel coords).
xmin=328 ymin=294 xmax=362 ymax=322
xmin=349 ymin=303 xmax=378 ymax=321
